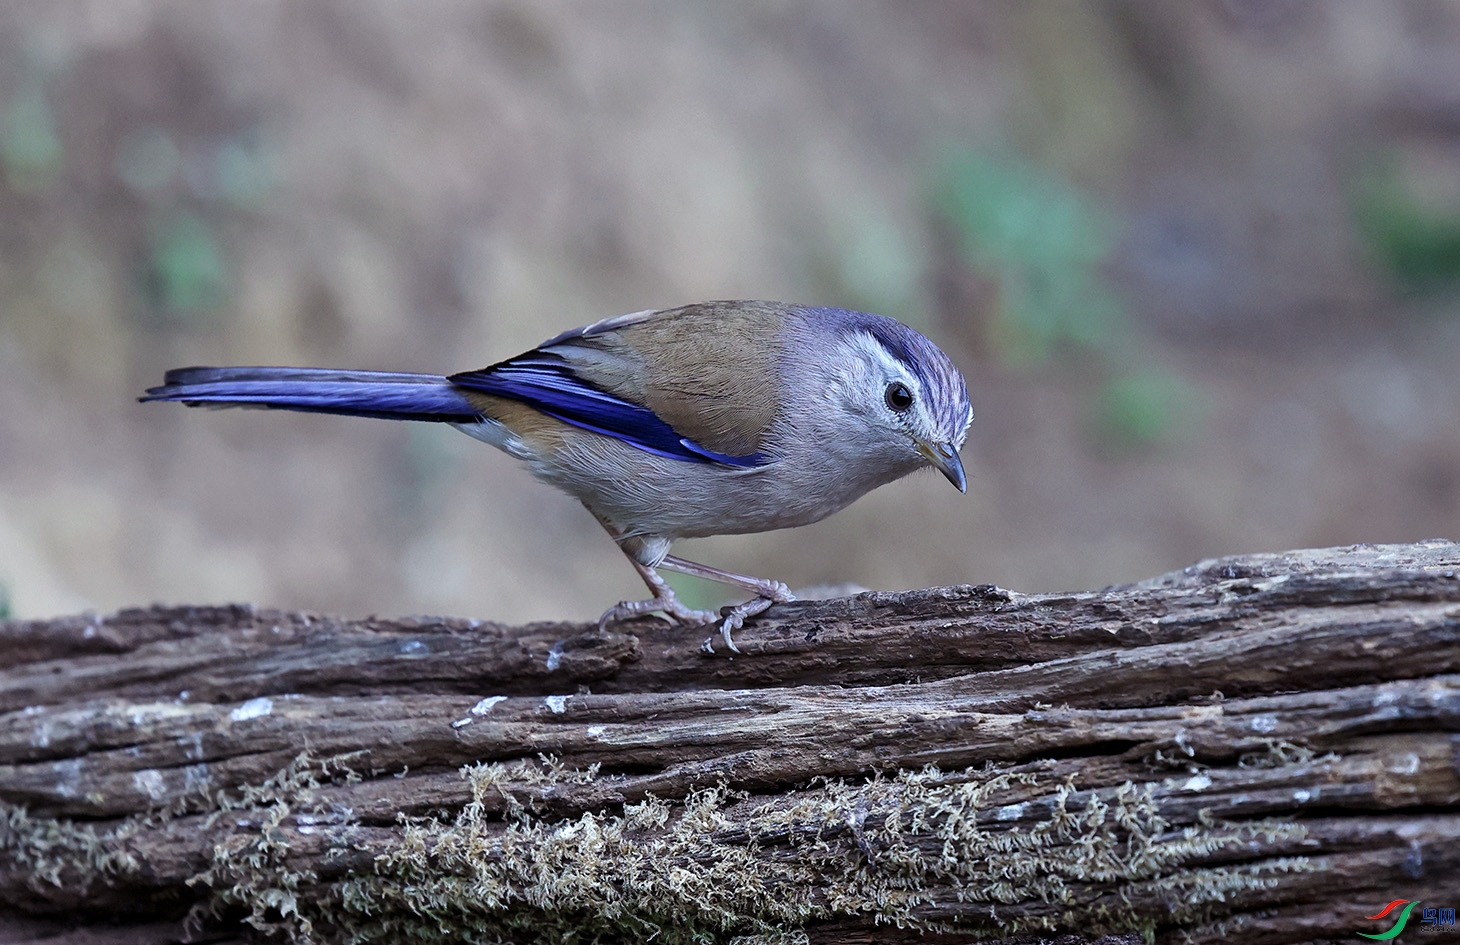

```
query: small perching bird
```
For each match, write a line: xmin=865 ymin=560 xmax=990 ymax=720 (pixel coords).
xmin=142 ymin=300 xmax=973 ymax=652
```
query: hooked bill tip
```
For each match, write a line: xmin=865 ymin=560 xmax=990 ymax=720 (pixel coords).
xmin=918 ymin=440 xmax=966 ymax=493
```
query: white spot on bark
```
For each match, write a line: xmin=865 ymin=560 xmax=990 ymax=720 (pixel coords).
xmin=132 ymin=769 xmax=167 ymax=800
xmin=1249 ymin=714 xmax=1278 ymax=733
xmin=183 ymin=764 xmax=211 ymax=792
xmin=545 ymin=695 xmax=569 ymax=714
xmin=1182 ymin=773 xmax=1213 ymax=791
xmin=230 ymin=697 xmax=273 ymax=722
xmin=546 ymin=641 xmax=566 ymax=672
xmin=1172 ymin=728 xmax=1194 ymax=754
xmin=471 ymin=696 xmax=507 ymax=716
xmin=53 ymin=759 xmax=81 ymax=798
xmin=1388 ymin=753 xmax=1420 ymax=776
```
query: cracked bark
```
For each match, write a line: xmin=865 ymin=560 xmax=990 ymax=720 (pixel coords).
xmin=1 ymin=541 xmax=1457 ymax=944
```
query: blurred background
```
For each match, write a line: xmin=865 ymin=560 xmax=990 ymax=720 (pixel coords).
xmin=1 ymin=0 xmax=1458 ymax=625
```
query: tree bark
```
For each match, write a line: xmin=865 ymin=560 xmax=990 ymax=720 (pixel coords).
xmin=1 ymin=541 xmax=1457 ymax=944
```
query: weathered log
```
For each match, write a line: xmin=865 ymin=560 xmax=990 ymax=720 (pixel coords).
xmin=1 ymin=541 xmax=1457 ymax=944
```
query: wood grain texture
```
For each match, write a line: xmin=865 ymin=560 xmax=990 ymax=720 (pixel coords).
xmin=1 ymin=541 xmax=1457 ymax=944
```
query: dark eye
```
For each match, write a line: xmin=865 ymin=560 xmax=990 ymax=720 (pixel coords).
xmin=885 ymin=382 xmax=914 ymax=412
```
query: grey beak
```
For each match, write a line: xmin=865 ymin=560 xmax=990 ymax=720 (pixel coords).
xmin=918 ymin=440 xmax=967 ymax=493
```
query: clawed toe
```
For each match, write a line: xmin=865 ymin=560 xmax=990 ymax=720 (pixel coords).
xmin=598 ymin=588 xmax=792 ymax=654
xmin=597 ymin=596 xmax=717 ymax=632
xmin=700 ymin=585 xmax=794 ymax=654
xmin=593 ymin=525 xmax=795 ymax=654
xmin=596 ymin=597 xmax=663 ymax=631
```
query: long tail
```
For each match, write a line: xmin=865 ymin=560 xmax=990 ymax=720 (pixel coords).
xmin=140 ymin=366 xmax=483 ymax=423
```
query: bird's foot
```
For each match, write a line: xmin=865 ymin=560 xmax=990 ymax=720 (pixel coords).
xmin=590 ymin=520 xmax=795 ymax=653
xmin=701 ymin=580 xmax=795 ymax=655
xmin=597 ymin=590 xmax=717 ymax=632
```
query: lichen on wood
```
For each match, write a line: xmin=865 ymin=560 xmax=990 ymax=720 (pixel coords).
xmin=191 ymin=755 xmax=1319 ymax=944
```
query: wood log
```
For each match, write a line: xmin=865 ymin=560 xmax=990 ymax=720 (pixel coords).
xmin=1 ymin=541 xmax=1457 ymax=944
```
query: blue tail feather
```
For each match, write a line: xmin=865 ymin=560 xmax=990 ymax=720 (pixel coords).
xmin=140 ymin=367 xmax=482 ymax=423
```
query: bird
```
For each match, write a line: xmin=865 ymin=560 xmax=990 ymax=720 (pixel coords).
xmin=142 ymin=300 xmax=973 ymax=652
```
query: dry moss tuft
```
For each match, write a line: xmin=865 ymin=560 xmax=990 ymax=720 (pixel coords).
xmin=1 ymin=801 xmax=142 ymax=901
xmin=189 ymin=753 xmax=349 ymax=938
xmin=3 ymin=754 xmax=1315 ymax=943
xmin=305 ymin=760 xmax=1307 ymax=944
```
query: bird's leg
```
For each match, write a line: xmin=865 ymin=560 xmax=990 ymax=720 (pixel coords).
xmin=596 ymin=553 xmax=720 ymax=629
xmin=655 ymin=555 xmax=795 ymax=654
xmin=589 ymin=513 xmax=791 ymax=652
xmin=593 ymin=516 xmax=717 ymax=631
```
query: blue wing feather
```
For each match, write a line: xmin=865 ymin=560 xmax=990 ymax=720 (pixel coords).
xmin=450 ymin=355 xmax=765 ymax=468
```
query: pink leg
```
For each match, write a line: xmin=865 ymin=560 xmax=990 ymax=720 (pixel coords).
xmin=591 ymin=513 xmax=793 ymax=653
xmin=596 ymin=552 xmax=719 ymax=630
xmin=592 ymin=515 xmax=717 ymax=631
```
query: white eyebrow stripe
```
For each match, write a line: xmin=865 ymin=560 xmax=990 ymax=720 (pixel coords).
xmin=846 ymin=331 xmax=918 ymax=386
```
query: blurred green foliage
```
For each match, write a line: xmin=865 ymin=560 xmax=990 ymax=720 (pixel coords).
xmin=119 ymin=124 xmax=280 ymax=322
xmin=0 ymin=583 xmax=11 ymax=621
xmin=662 ymin=571 xmax=724 ymax=614
xmin=212 ymin=134 xmax=275 ymax=206
xmin=833 ymin=206 xmax=925 ymax=325
xmin=936 ymin=149 xmax=1124 ymax=366
xmin=935 ymin=149 xmax=1191 ymax=451
xmin=1 ymin=80 xmax=62 ymax=193
xmin=115 ymin=126 xmax=274 ymax=206
xmin=1352 ymin=159 xmax=1460 ymax=294
xmin=1091 ymin=369 xmax=1191 ymax=455
xmin=125 ymin=128 xmax=273 ymax=322
xmin=145 ymin=211 xmax=229 ymax=318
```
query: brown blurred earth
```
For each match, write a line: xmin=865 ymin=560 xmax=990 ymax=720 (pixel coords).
xmin=0 ymin=0 xmax=1457 ymax=626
